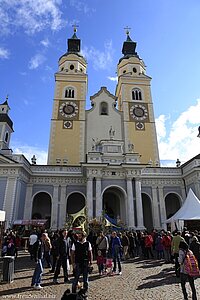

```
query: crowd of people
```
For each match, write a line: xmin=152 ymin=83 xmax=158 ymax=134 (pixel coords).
xmin=1 ymin=226 xmax=200 ymax=299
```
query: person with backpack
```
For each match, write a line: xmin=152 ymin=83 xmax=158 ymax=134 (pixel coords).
xmin=190 ymin=236 xmax=200 ymax=268
xmin=71 ymin=231 xmax=93 ymax=295
xmin=178 ymin=241 xmax=198 ymax=300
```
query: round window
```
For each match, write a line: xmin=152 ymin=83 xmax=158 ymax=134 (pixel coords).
xmin=70 ymin=64 xmax=75 ymax=70
xmin=133 ymin=67 xmax=137 ymax=73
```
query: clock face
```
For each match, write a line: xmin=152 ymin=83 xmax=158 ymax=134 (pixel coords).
xmin=59 ymin=101 xmax=78 ymax=118
xmin=130 ymin=104 xmax=148 ymax=121
xmin=63 ymin=104 xmax=75 ymax=115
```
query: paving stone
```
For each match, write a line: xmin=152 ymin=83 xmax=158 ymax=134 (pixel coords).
xmin=0 ymin=252 xmax=199 ymax=299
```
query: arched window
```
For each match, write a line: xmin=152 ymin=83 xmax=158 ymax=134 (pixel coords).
xmin=65 ymin=87 xmax=75 ymax=98
xmin=132 ymin=88 xmax=142 ymax=101
xmin=100 ymin=102 xmax=108 ymax=115
xmin=4 ymin=132 xmax=9 ymax=143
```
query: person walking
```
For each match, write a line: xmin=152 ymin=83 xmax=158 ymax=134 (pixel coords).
xmin=31 ymin=233 xmax=46 ymax=289
xmin=171 ymin=231 xmax=185 ymax=277
xmin=71 ymin=231 xmax=93 ymax=295
xmin=53 ymin=229 xmax=70 ymax=284
xmin=111 ymin=231 xmax=122 ymax=275
xmin=190 ymin=236 xmax=200 ymax=268
xmin=178 ymin=241 xmax=198 ymax=300
xmin=43 ymin=233 xmax=52 ymax=269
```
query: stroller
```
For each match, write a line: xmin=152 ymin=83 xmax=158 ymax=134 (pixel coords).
xmin=61 ymin=288 xmax=88 ymax=300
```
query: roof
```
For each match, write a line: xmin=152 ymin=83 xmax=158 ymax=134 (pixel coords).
xmin=181 ymin=153 xmax=200 ymax=168
xmin=0 ymin=114 xmax=13 ymax=130
xmin=166 ymin=188 xmax=200 ymax=222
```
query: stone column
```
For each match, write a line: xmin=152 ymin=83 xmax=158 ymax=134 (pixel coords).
xmin=51 ymin=185 xmax=59 ymax=230
xmin=158 ymin=186 xmax=167 ymax=230
xmin=126 ymin=178 xmax=135 ymax=229
xmin=152 ymin=186 xmax=161 ymax=229
xmin=87 ymin=177 xmax=93 ymax=220
xmin=59 ymin=185 xmax=66 ymax=228
xmin=23 ymin=183 xmax=33 ymax=220
xmin=135 ymin=179 xmax=145 ymax=230
xmin=96 ymin=177 xmax=102 ymax=220
xmin=3 ymin=177 xmax=17 ymax=227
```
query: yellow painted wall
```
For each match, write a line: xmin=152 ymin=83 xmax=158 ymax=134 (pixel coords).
xmin=49 ymin=120 xmax=81 ymax=165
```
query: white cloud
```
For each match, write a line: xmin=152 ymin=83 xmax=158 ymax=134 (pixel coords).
xmin=29 ymin=53 xmax=46 ymax=69
xmin=69 ymin=0 xmax=95 ymax=14
xmin=0 ymin=0 xmax=64 ymax=35
xmin=107 ymin=76 xmax=118 ymax=82
xmin=156 ymin=99 xmax=200 ymax=165
xmin=82 ymin=40 xmax=114 ymax=70
xmin=40 ymin=38 xmax=50 ymax=47
xmin=0 ymin=47 xmax=10 ymax=59
xmin=12 ymin=144 xmax=48 ymax=165
xmin=19 ymin=71 xmax=27 ymax=76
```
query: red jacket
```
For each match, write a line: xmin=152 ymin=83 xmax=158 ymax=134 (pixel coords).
xmin=145 ymin=235 xmax=153 ymax=248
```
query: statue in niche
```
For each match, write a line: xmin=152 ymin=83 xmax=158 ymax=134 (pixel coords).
xmin=109 ymin=126 xmax=115 ymax=140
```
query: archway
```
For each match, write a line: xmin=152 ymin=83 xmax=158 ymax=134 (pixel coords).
xmin=142 ymin=193 xmax=153 ymax=231
xmin=102 ymin=187 xmax=126 ymax=223
xmin=32 ymin=192 xmax=51 ymax=228
xmin=67 ymin=192 xmax=85 ymax=214
xmin=66 ymin=193 xmax=86 ymax=228
xmin=165 ymin=193 xmax=181 ymax=219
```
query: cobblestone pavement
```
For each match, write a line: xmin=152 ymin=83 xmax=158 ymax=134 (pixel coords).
xmin=0 ymin=252 xmax=200 ymax=300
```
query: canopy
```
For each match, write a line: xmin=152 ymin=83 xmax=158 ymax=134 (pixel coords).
xmin=166 ymin=188 xmax=200 ymax=223
xmin=13 ymin=219 xmax=47 ymax=226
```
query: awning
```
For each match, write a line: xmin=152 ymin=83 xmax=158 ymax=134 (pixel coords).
xmin=0 ymin=210 xmax=6 ymax=222
xmin=13 ymin=219 xmax=47 ymax=226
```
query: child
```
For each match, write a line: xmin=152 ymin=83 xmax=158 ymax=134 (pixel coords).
xmin=96 ymin=250 xmax=104 ymax=275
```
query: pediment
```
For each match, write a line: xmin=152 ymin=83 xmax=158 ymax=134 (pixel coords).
xmin=90 ymin=87 xmax=117 ymax=102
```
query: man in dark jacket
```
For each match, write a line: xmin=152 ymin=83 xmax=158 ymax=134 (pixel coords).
xmin=31 ymin=233 xmax=45 ymax=289
xmin=53 ymin=229 xmax=70 ymax=284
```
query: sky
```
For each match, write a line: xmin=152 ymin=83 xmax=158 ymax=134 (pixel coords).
xmin=0 ymin=0 xmax=200 ymax=166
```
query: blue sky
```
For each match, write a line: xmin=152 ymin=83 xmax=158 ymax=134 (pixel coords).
xmin=0 ymin=0 xmax=200 ymax=165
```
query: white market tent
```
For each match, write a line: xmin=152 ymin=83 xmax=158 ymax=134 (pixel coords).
xmin=0 ymin=210 xmax=5 ymax=222
xmin=166 ymin=188 xmax=200 ymax=223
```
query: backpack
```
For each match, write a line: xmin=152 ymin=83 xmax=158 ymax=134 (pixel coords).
xmin=184 ymin=250 xmax=200 ymax=277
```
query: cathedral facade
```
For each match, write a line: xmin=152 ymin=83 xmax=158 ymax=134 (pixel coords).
xmin=0 ymin=30 xmax=200 ymax=230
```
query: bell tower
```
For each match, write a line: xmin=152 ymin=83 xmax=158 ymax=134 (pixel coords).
xmin=116 ymin=29 xmax=160 ymax=166
xmin=48 ymin=28 xmax=87 ymax=165
xmin=0 ymin=97 xmax=14 ymax=152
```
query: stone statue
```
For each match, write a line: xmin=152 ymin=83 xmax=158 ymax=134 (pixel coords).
xmin=128 ymin=142 xmax=134 ymax=153
xmin=109 ymin=126 xmax=115 ymax=139
xmin=197 ymin=126 xmax=200 ymax=138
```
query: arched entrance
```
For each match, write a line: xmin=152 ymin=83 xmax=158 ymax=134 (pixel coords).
xmin=66 ymin=193 xmax=86 ymax=228
xmin=67 ymin=192 xmax=85 ymax=214
xmin=142 ymin=193 xmax=153 ymax=231
xmin=102 ymin=187 xmax=126 ymax=223
xmin=165 ymin=193 xmax=181 ymax=219
xmin=32 ymin=192 xmax=51 ymax=228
